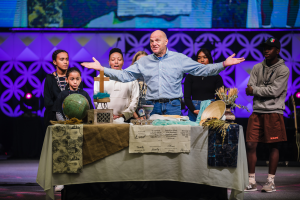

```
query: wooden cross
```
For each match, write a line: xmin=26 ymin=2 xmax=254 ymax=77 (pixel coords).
xmin=94 ymin=70 xmax=110 ymax=103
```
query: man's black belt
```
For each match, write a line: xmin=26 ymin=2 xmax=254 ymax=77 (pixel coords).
xmin=149 ymin=98 xmax=180 ymax=103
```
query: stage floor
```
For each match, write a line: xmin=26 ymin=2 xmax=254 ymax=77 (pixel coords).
xmin=0 ymin=159 xmax=300 ymax=200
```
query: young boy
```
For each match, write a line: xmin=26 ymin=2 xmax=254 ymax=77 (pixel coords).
xmin=53 ymin=67 xmax=94 ymax=121
xmin=244 ymin=37 xmax=290 ymax=192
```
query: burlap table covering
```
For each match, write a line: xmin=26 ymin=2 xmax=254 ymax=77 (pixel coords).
xmin=82 ymin=124 xmax=130 ymax=165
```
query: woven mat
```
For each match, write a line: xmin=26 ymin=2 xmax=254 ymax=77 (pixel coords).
xmin=82 ymin=124 xmax=130 ymax=165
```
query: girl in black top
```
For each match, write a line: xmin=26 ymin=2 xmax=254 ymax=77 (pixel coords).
xmin=44 ymin=50 xmax=83 ymax=126
xmin=184 ymin=48 xmax=224 ymax=122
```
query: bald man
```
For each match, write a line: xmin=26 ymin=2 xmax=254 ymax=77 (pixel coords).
xmin=82 ymin=30 xmax=245 ymax=116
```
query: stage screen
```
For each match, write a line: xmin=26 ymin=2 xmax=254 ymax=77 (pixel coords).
xmin=0 ymin=0 xmax=299 ymax=28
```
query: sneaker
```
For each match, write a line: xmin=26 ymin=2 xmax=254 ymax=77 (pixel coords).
xmin=261 ymin=180 xmax=276 ymax=192
xmin=244 ymin=182 xmax=257 ymax=191
xmin=55 ymin=185 xmax=64 ymax=192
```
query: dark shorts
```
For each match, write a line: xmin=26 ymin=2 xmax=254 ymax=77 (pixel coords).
xmin=246 ymin=113 xmax=287 ymax=143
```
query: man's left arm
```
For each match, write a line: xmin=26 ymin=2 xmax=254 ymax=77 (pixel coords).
xmin=181 ymin=55 xmax=224 ymax=76
xmin=252 ymin=69 xmax=290 ymax=98
xmin=181 ymin=53 xmax=244 ymax=76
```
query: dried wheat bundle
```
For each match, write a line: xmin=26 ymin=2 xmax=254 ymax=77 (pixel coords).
xmin=215 ymin=86 xmax=248 ymax=111
xmin=216 ymin=86 xmax=227 ymax=101
xmin=228 ymin=87 xmax=238 ymax=105
xmin=50 ymin=118 xmax=83 ymax=125
xmin=202 ymin=118 xmax=232 ymax=146
xmin=228 ymin=87 xmax=238 ymax=98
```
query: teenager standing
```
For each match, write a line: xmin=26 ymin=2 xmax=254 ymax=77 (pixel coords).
xmin=245 ymin=37 xmax=290 ymax=192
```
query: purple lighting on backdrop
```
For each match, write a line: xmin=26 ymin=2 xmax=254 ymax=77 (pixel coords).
xmin=10 ymin=28 xmax=300 ymax=32
xmin=0 ymin=31 xmax=299 ymax=118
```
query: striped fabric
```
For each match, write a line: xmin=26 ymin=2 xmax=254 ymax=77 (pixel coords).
xmin=104 ymin=49 xmax=224 ymax=100
xmin=57 ymin=76 xmax=67 ymax=91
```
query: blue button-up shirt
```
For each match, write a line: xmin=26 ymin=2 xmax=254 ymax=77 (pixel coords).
xmin=104 ymin=49 xmax=224 ymax=100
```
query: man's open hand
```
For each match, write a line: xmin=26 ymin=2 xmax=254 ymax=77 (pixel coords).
xmin=113 ymin=114 xmax=124 ymax=120
xmin=81 ymin=57 xmax=104 ymax=71
xmin=246 ymin=84 xmax=253 ymax=96
xmin=224 ymin=53 xmax=245 ymax=67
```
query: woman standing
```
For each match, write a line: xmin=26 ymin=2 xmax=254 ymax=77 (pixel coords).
xmin=94 ymin=48 xmax=139 ymax=122
xmin=184 ymin=48 xmax=224 ymax=122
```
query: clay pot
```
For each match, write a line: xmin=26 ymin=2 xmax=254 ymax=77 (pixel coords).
xmin=225 ymin=106 xmax=235 ymax=122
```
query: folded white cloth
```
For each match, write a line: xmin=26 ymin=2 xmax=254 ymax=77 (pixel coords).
xmin=113 ymin=117 xmax=125 ymax=124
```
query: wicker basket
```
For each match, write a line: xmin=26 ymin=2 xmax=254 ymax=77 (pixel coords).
xmin=200 ymin=100 xmax=226 ymax=125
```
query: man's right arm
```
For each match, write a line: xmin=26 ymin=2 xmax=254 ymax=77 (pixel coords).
xmin=81 ymin=57 xmax=141 ymax=83
xmin=104 ymin=64 xmax=141 ymax=82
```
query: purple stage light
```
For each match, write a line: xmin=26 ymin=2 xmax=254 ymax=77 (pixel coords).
xmin=25 ymin=93 xmax=32 ymax=99
xmin=296 ymin=92 xmax=300 ymax=99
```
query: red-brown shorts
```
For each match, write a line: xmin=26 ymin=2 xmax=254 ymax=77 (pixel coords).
xmin=246 ymin=112 xmax=287 ymax=143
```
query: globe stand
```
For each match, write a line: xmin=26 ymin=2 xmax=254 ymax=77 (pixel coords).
xmin=87 ymin=70 xmax=113 ymax=124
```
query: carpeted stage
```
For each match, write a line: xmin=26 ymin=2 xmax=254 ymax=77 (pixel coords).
xmin=0 ymin=159 xmax=299 ymax=200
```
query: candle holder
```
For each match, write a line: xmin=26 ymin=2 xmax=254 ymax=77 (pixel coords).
xmin=142 ymin=105 xmax=154 ymax=120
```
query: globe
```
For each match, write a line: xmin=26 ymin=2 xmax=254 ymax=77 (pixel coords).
xmin=62 ymin=94 xmax=90 ymax=120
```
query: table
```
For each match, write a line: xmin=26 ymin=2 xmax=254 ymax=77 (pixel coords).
xmin=36 ymin=125 xmax=248 ymax=200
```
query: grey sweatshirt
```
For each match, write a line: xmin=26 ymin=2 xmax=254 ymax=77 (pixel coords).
xmin=248 ymin=58 xmax=290 ymax=114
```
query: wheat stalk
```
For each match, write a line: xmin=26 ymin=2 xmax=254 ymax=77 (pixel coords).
xmin=202 ymin=118 xmax=232 ymax=146
xmin=50 ymin=118 xmax=83 ymax=125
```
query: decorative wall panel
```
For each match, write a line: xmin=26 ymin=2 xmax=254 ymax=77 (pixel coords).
xmin=0 ymin=31 xmax=299 ymax=118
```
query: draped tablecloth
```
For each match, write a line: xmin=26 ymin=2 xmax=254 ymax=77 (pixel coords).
xmin=36 ymin=125 xmax=248 ymax=200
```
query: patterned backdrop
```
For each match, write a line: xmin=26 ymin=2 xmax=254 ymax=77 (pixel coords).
xmin=0 ymin=30 xmax=299 ymax=118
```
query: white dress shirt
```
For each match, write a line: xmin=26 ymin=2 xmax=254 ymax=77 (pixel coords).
xmin=94 ymin=75 xmax=139 ymax=121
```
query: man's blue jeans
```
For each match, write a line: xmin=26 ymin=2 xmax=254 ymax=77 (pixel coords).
xmin=146 ymin=99 xmax=181 ymax=116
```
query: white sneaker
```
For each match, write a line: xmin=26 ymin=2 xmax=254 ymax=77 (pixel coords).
xmin=244 ymin=182 xmax=257 ymax=191
xmin=55 ymin=185 xmax=64 ymax=192
xmin=261 ymin=179 xmax=276 ymax=192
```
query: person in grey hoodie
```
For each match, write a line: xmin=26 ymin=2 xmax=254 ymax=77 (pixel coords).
xmin=244 ymin=37 xmax=290 ymax=193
